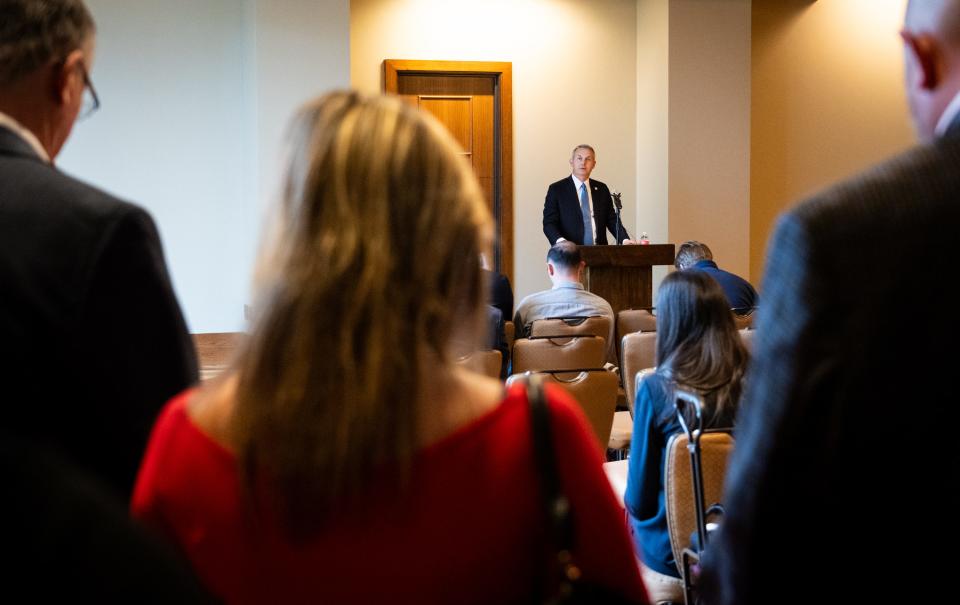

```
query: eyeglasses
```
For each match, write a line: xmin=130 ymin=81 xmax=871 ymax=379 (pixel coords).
xmin=78 ymin=64 xmax=100 ymax=121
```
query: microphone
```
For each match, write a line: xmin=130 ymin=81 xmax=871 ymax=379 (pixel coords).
xmin=611 ymin=190 xmax=623 ymax=245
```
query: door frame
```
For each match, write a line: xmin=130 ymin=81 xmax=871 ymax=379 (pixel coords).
xmin=383 ymin=59 xmax=513 ymax=284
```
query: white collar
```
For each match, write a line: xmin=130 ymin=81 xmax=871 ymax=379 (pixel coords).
xmin=571 ymin=174 xmax=590 ymax=190
xmin=0 ymin=111 xmax=50 ymax=162
xmin=934 ymin=89 xmax=960 ymax=138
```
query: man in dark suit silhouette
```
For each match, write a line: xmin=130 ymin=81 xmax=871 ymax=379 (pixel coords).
xmin=0 ymin=0 xmax=197 ymax=499
xmin=542 ymin=144 xmax=636 ymax=245
xmin=702 ymin=2 xmax=960 ymax=603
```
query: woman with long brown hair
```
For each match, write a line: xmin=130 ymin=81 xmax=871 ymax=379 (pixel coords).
xmin=132 ymin=91 xmax=646 ymax=604
xmin=624 ymin=270 xmax=749 ymax=604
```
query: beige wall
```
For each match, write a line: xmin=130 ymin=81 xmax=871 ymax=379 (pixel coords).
xmin=351 ymin=0 xmax=639 ymax=303
xmin=750 ymin=0 xmax=913 ymax=282
xmin=636 ymin=0 xmax=670 ymax=294
xmin=668 ymin=0 xmax=753 ymax=284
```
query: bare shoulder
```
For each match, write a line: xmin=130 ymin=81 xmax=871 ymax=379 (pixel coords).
xmin=456 ymin=368 xmax=505 ymax=414
xmin=417 ymin=367 xmax=505 ymax=446
xmin=187 ymin=373 xmax=239 ymax=447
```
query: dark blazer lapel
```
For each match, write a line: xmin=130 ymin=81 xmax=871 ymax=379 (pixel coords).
xmin=0 ymin=125 xmax=44 ymax=162
xmin=563 ymin=176 xmax=585 ymax=243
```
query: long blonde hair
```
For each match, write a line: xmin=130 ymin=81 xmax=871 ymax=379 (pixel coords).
xmin=233 ymin=91 xmax=491 ymax=533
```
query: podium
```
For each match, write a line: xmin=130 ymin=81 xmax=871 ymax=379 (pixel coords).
xmin=579 ymin=244 xmax=676 ymax=314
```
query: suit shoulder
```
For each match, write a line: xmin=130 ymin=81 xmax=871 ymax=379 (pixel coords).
xmin=792 ymin=139 xmax=960 ymax=236
xmin=1 ymin=158 xmax=148 ymax=231
xmin=547 ymin=177 xmax=572 ymax=190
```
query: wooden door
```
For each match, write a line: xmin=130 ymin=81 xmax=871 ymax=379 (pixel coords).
xmin=384 ymin=60 xmax=513 ymax=284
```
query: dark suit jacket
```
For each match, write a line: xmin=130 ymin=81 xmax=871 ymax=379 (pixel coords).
xmin=689 ymin=259 xmax=758 ymax=314
xmin=2 ymin=430 xmax=209 ymax=602
xmin=0 ymin=125 xmax=198 ymax=499
xmin=701 ymin=116 xmax=960 ymax=604
xmin=542 ymin=176 xmax=630 ymax=245
xmin=485 ymin=268 xmax=514 ymax=320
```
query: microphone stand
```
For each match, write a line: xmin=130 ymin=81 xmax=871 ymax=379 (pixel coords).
xmin=612 ymin=191 xmax=623 ymax=246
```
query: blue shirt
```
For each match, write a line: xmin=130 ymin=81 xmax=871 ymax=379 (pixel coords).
xmin=624 ymin=373 xmax=684 ymax=577
xmin=624 ymin=372 xmax=736 ymax=577
xmin=689 ymin=260 xmax=758 ymax=314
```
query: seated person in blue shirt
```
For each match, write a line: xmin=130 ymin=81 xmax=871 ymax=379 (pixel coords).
xmin=624 ymin=270 xmax=749 ymax=604
xmin=675 ymin=241 xmax=758 ymax=315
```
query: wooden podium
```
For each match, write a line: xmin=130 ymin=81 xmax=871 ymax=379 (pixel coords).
xmin=579 ymin=244 xmax=676 ymax=314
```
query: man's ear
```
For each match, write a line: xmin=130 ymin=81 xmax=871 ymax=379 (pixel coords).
xmin=52 ymin=49 xmax=85 ymax=105
xmin=901 ymin=30 xmax=941 ymax=91
xmin=547 ymin=262 xmax=555 ymax=277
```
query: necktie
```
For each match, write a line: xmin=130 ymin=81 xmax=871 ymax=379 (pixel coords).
xmin=580 ymin=183 xmax=594 ymax=245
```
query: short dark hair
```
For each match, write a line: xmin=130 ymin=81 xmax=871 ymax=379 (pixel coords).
xmin=675 ymin=240 xmax=713 ymax=270
xmin=546 ymin=240 xmax=581 ymax=269
xmin=0 ymin=0 xmax=95 ymax=87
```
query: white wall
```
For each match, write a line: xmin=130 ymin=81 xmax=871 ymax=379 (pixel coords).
xmin=351 ymin=0 xmax=639 ymax=303
xmin=57 ymin=0 xmax=350 ymax=332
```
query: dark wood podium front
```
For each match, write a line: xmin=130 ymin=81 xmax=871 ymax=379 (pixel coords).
xmin=579 ymin=244 xmax=676 ymax=314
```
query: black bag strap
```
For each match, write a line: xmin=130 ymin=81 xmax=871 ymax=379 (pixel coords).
xmin=525 ymin=375 xmax=581 ymax=601
xmin=526 ymin=375 xmax=640 ymax=605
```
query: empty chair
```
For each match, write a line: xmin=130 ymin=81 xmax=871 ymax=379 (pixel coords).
xmin=616 ymin=310 xmax=657 ymax=368
xmin=512 ymin=335 xmax=606 ymax=374
xmin=621 ymin=332 xmax=657 ymax=411
xmin=508 ymin=369 xmax=619 ymax=451
xmin=532 ymin=315 xmax=617 ymax=364
xmin=530 ymin=316 xmax=615 ymax=365
xmin=455 ymin=350 xmax=502 ymax=379
xmin=617 ymin=309 xmax=657 ymax=337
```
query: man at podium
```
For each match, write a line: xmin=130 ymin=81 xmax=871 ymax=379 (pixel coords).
xmin=542 ymin=144 xmax=636 ymax=245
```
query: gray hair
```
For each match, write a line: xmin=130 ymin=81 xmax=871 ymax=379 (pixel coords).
xmin=0 ymin=0 xmax=95 ymax=87
xmin=675 ymin=240 xmax=713 ymax=270
xmin=570 ymin=144 xmax=596 ymax=158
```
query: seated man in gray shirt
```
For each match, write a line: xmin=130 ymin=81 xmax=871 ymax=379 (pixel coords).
xmin=514 ymin=241 xmax=615 ymax=350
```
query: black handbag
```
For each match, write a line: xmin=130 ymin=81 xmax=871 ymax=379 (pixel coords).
xmin=525 ymin=374 xmax=642 ymax=605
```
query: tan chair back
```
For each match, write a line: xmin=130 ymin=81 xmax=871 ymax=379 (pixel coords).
xmin=738 ymin=328 xmax=755 ymax=352
xmin=455 ymin=350 xmax=502 ymax=379
xmin=733 ymin=313 xmax=755 ymax=330
xmin=665 ymin=430 xmax=735 ymax=576
xmin=512 ymin=336 xmax=605 ymax=374
xmin=529 ymin=316 xmax=611 ymax=341
xmin=617 ymin=309 xmax=657 ymax=337
xmin=508 ymin=369 xmax=619 ymax=451
xmin=503 ymin=321 xmax=515 ymax=356
xmin=192 ymin=332 xmax=245 ymax=381
xmin=621 ymin=332 xmax=657 ymax=409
